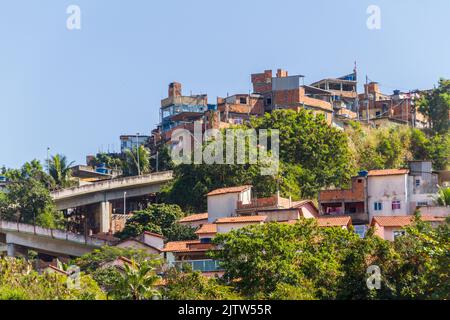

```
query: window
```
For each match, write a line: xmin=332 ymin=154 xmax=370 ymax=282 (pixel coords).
xmin=374 ymin=202 xmax=382 ymax=211
xmin=200 ymin=238 xmax=212 ymax=244
xmin=393 ymin=230 xmax=406 ymax=239
xmin=354 ymin=225 xmax=367 ymax=239
xmin=392 ymin=200 xmax=401 ymax=210
xmin=417 ymin=201 xmax=428 ymax=207
xmin=239 ymin=97 xmax=247 ymax=104
xmin=357 ymin=179 xmax=362 ymax=183
xmin=415 ymin=179 xmax=421 ymax=187
xmin=375 ymin=111 xmax=381 ymax=118
xmin=265 ymin=97 xmax=272 ymax=106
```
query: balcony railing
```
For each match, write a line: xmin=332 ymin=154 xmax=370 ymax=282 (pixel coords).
xmin=170 ymin=259 xmax=222 ymax=273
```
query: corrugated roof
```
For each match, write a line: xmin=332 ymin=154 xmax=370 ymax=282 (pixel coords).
xmin=179 ymin=213 xmax=208 ymax=223
xmin=215 ymin=216 xmax=267 ymax=224
xmin=207 ymin=185 xmax=252 ymax=196
xmin=368 ymin=169 xmax=409 ymax=177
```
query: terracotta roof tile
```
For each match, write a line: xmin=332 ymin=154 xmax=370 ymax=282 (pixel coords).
xmin=368 ymin=169 xmax=409 ymax=177
xmin=317 ymin=216 xmax=352 ymax=227
xmin=162 ymin=240 xmax=214 ymax=253
xmin=371 ymin=215 xmax=445 ymax=227
xmin=207 ymin=185 xmax=252 ymax=196
xmin=195 ymin=223 xmax=217 ymax=235
xmin=162 ymin=240 xmax=200 ymax=252
xmin=215 ymin=216 xmax=267 ymax=224
xmin=179 ymin=213 xmax=209 ymax=223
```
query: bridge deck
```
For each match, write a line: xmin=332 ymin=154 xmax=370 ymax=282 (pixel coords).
xmin=51 ymin=171 xmax=173 ymax=200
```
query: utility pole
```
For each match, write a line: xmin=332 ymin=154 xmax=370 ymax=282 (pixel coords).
xmin=46 ymin=147 xmax=50 ymax=174
xmin=156 ymin=151 xmax=159 ymax=172
xmin=123 ymin=191 xmax=127 ymax=215
xmin=366 ymin=75 xmax=370 ymax=124
xmin=136 ymin=133 xmax=141 ymax=176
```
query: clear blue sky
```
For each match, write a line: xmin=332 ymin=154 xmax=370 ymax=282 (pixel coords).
xmin=1 ymin=0 xmax=449 ymax=168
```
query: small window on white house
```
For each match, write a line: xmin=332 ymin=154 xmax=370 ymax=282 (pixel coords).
xmin=417 ymin=201 xmax=428 ymax=207
xmin=374 ymin=202 xmax=383 ymax=211
xmin=392 ymin=200 xmax=401 ymax=210
xmin=393 ymin=230 xmax=406 ymax=239
xmin=415 ymin=179 xmax=421 ymax=187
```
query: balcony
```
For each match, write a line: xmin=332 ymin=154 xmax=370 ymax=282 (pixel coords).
xmin=170 ymin=259 xmax=222 ymax=273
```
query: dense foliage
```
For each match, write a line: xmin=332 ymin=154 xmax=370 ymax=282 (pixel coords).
xmin=162 ymin=109 xmax=353 ymax=211
xmin=210 ymin=216 xmax=450 ymax=300
xmin=346 ymin=122 xmax=449 ymax=171
xmin=115 ymin=203 xmax=197 ymax=241
xmin=0 ymin=160 xmax=63 ymax=228
xmin=418 ymin=79 xmax=450 ymax=135
xmin=0 ymin=258 xmax=105 ymax=300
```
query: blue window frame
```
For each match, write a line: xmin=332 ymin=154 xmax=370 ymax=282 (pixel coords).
xmin=374 ymin=202 xmax=382 ymax=211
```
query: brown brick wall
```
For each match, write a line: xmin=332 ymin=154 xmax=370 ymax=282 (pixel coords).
xmin=319 ymin=177 xmax=366 ymax=202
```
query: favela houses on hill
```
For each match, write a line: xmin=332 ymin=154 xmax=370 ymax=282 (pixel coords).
xmin=0 ymin=1 xmax=449 ymax=314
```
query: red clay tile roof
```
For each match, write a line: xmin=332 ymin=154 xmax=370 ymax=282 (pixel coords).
xmin=143 ymin=231 xmax=165 ymax=239
xmin=368 ymin=169 xmax=409 ymax=177
xmin=195 ymin=223 xmax=217 ymax=235
xmin=317 ymin=216 xmax=352 ymax=227
xmin=162 ymin=240 xmax=200 ymax=252
xmin=207 ymin=185 xmax=252 ymax=196
xmin=179 ymin=213 xmax=209 ymax=223
xmin=215 ymin=216 xmax=267 ymax=224
xmin=162 ymin=240 xmax=214 ymax=253
xmin=371 ymin=215 xmax=445 ymax=227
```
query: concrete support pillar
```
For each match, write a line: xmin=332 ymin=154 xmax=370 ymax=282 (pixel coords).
xmin=99 ymin=201 xmax=112 ymax=234
xmin=7 ymin=243 xmax=16 ymax=257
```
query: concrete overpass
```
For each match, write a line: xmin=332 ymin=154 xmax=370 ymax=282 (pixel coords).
xmin=50 ymin=171 xmax=173 ymax=233
xmin=0 ymin=220 xmax=113 ymax=258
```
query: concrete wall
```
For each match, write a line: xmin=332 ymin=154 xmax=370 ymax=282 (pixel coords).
xmin=417 ymin=206 xmax=450 ymax=217
xmin=5 ymin=232 xmax=95 ymax=257
xmin=143 ymin=233 xmax=164 ymax=250
xmin=258 ymin=209 xmax=299 ymax=222
xmin=207 ymin=189 xmax=251 ymax=223
xmin=368 ymin=174 xmax=409 ymax=221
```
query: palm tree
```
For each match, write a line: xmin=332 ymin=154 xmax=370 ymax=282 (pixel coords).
xmin=48 ymin=154 xmax=75 ymax=189
xmin=124 ymin=146 xmax=151 ymax=176
xmin=115 ymin=259 xmax=161 ymax=300
xmin=435 ymin=186 xmax=450 ymax=206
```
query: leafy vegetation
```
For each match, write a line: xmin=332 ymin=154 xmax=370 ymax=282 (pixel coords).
xmin=162 ymin=109 xmax=353 ymax=212
xmin=0 ymin=258 xmax=105 ymax=300
xmin=47 ymin=154 xmax=76 ymax=189
xmin=163 ymin=268 xmax=242 ymax=300
xmin=418 ymin=79 xmax=450 ymax=135
xmin=115 ymin=203 xmax=197 ymax=241
xmin=0 ymin=160 xmax=63 ymax=228
xmin=210 ymin=216 xmax=450 ymax=300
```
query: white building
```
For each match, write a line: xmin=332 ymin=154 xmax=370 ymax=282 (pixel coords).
xmin=206 ymin=185 xmax=252 ymax=223
xmin=367 ymin=169 xmax=410 ymax=222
